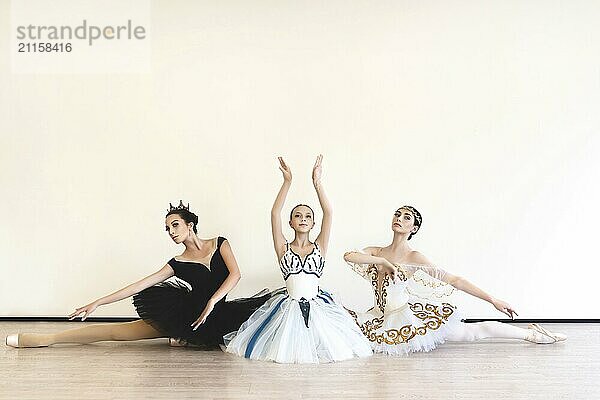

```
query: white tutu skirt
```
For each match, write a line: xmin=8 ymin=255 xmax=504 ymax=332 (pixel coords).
xmin=348 ymin=301 xmax=464 ymax=356
xmin=224 ymin=288 xmax=373 ymax=363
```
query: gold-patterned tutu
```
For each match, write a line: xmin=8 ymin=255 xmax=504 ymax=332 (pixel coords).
xmin=346 ymin=263 xmax=463 ymax=355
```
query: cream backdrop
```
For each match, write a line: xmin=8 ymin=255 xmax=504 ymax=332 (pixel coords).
xmin=1 ymin=0 xmax=599 ymax=318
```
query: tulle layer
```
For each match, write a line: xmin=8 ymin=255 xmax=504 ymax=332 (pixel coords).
xmin=224 ymin=288 xmax=373 ymax=363
xmin=348 ymin=301 xmax=463 ymax=356
xmin=133 ymin=281 xmax=271 ymax=346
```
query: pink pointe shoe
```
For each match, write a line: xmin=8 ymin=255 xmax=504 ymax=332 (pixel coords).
xmin=526 ymin=323 xmax=567 ymax=344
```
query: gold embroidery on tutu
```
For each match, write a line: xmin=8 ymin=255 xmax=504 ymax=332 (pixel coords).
xmin=367 ymin=265 xmax=408 ymax=313
xmin=368 ymin=266 xmax=385 ymax=313
xmin=347 ymin=264 xmax=456 ymax=345
xmin=350 ymin=302 xmax=455 ymax=344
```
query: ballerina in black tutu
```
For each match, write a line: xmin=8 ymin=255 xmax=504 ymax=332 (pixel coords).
xmin=5 ymin=201 xmax=271 ymax=348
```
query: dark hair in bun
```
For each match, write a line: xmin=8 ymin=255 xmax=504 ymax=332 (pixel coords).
xmin=166 ymin=205 xmax=199 ymax=234
xmin=398 ymin=205 xmax=422 ymax=241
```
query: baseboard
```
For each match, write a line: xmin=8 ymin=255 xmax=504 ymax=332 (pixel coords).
xmin=463 ymin=318 xmax=600 ymax=323
xmin=0 ymin=317 xmax=139 ymax=322
xmin=0 ymin=317 xmax=599 ymax=323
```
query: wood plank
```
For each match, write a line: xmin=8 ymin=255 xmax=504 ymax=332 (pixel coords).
xmin=1 ymin=322 xmax=597 ymax=399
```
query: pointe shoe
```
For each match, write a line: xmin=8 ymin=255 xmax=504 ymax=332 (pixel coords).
xmin=6 ymin=334 xmax=19 ymax=348
xmin=168 ymin=337 xmax=188 ymax=347
xmin=526 ymin=323 xmax=567 ymax=344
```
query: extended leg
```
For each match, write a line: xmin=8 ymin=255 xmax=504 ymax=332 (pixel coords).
xmin=13 ymin=320 xmax=165 ymax=348
xmin=445 ymin=321 xmax=565 ymax=344
xmin=446 ymin=321 xmax=529 ymax=341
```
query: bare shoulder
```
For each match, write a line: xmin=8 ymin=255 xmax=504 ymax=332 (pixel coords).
xmin=404 ymin=250 xmax=433 ymax=265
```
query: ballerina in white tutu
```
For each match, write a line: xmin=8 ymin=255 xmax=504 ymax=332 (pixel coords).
xmin=224 ymin=155 xmax=372 ymax=363
xmin=344 ymin=206 xmax=567 ymax=356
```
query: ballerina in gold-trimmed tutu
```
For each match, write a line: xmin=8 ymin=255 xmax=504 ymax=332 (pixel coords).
xmin=344 ymin=206 xmax=566 ymax=356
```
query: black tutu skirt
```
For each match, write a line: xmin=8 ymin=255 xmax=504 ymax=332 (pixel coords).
xmin=133 ymin=281 xmax=272 ymax=346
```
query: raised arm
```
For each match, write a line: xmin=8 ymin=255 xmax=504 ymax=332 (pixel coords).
xmin=313 ymin=155 xmax=332 ymax=256
xmin=405 ymin=251 xmax=518 ymax=319
xmin=191 ymin=239 xmax=241 ymax=329
xmin=69 ymin=263 xmax=175 ymax=321
xmin=271 ymin=157 xmax=292 ymax=259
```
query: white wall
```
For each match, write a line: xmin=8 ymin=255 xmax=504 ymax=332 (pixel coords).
xmin=1 ymin=0 xmax=598 ymax=318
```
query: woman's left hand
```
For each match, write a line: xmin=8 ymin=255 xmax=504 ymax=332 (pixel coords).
xmin=191 ymin=299 xmax=216 ymax=330
xmin=492 ymin=298 xmax=518 ymax=319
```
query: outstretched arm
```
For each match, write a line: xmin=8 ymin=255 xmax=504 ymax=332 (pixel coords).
xmin=406 ymin=252 xmax=518 ymax=319
xmin=69 ymin=264 xmax=175 ymax=321
xmin=191 ymin=239 xmax=241 ymax=329
xmin=271 ymin=157 xmax=292 ymax=259
xmin=313 ymin=155 xmax=332 ymax=256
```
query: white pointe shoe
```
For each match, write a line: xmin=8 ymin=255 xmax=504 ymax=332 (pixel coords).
xmin=526 ymin=323 xmax=567 ymax=344
xmin=6 ymin=334 xmax=19 ymax=348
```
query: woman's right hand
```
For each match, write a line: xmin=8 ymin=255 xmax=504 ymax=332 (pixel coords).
xmin=491 ymin=298 xmax=518 ymax=319
xmin=379 ymin=259 xmax=401 ymax=283
xmin=278 ymin=157 xmax=292 ymax=182
xmin=68 ymin=301 xmax=99 ymax=321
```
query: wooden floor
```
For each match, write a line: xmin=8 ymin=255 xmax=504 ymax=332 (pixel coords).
xmin=1 ymin=322 xmax=598 ymax=400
